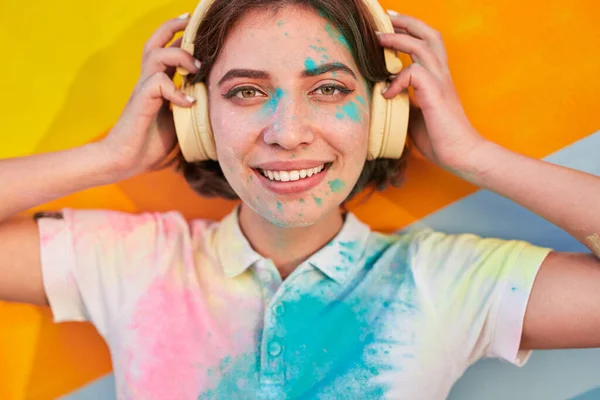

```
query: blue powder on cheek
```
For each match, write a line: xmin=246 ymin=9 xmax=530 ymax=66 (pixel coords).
xmin=356 ymin=96 xmax=366 ymax=106
xmin=260 ymin=88 xmax=285 ymax=117
xmin=277 ymin=201 xmax=283 ymax=212
xmin=328 ymin=179 xmax=345 ymax=193
xmin=305 ymin=57 xmax=318 ymax=71
xmin=342 ymin=101 xmax=361 ymax=122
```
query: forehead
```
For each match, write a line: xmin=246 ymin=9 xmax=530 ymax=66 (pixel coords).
xmin=211 ymin=5 xmax=359 ymax=77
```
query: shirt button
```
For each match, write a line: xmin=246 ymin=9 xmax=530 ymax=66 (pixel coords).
xmin=268 ymin=341 xmax=282 ymax=357
xmin=273 ymin=304 xmax=285 ymax=316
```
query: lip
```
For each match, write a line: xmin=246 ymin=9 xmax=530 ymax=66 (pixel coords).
xmin=252 ymin=160 xmax=332 ymax=171
xmin=253 ymin=163 xmax=330 ymax=195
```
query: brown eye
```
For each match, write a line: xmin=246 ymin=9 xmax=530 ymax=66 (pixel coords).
xmin=319 ymin=86 xmax=337 ymax=95
xmin=240 ymin=89 xmax=257 ymax=98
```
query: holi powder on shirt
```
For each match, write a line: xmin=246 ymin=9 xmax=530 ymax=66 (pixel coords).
xmin=328 ymin=179 xmax=345 ymax=193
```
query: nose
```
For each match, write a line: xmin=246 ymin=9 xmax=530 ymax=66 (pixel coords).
xmin=262 ymin=93 xmax=315 ymax=150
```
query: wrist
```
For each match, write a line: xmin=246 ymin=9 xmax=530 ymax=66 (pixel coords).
xmin=442 ymin=139 xmax=501 ymax=185
xmin=81 ymin=142 xmax=133 ymax=185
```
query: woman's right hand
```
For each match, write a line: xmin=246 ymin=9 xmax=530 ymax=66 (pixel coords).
xmin=101 ymin=13 xmax=201 ymax=179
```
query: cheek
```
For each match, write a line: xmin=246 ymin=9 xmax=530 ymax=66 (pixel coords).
xmin=318 ymin=102 xmax=370 ymax=158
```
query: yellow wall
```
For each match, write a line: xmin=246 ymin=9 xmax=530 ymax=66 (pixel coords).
xmin=1 ymin=0 xmax=598 ymax=398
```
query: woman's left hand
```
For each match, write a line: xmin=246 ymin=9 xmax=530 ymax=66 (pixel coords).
xmin=378 ymin=11 xmax=488 ymax=171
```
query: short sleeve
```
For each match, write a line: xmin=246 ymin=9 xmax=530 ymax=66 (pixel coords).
xmin=36 ymin=208 xmax=193 ymax=338
xmin=408 ymin=229 xmax=553 ymax=368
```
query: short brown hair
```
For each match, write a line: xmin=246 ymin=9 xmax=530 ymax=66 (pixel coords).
xmin=176 ymin=0 xmax=411 ymax=201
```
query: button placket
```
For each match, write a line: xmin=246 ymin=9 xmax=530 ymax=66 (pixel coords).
xmin=259 ymin=260 xmax=286 ymax=389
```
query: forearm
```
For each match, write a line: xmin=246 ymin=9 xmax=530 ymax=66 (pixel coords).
xmin=0 ymin=143 xmax=122 ymax=222
xmin=456 ymin=140 xmax=600 ymax=257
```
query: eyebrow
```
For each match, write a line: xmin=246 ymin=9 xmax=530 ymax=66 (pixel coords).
xmin=302 ymin=62 xmax=356 ymax=79
xmin=217 ymin=62 xmax=356 ymax=86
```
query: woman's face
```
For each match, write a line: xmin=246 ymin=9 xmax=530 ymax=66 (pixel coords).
xmin=207 ymin=5 xmax=371 ymax=226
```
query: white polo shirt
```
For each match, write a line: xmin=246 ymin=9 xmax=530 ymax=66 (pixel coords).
xmin=37 ymin=207 xmax=552 ymax=399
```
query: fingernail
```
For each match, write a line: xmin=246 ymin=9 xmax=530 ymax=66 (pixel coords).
xmin=185 ymin=95 xmax=196 ymax=103
xmin=177 ymin=12 xmax=190 ymax=19
xmin=381 ymin=85 xmax=389 ymax=94
xmin=194 ymin=59 xmax=202 ymax=69
xmin=387 ymin=10 xmax=399 ymax=16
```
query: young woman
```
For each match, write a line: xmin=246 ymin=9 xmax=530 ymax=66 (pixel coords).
xmin=1 ymin=0 xmax=599 ymax=398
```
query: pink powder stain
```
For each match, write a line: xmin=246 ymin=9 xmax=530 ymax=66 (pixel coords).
xmin=38 ymin=222 xmax=64 ymax=246
xmin=121 ymin=269 xmax=263 ymax=398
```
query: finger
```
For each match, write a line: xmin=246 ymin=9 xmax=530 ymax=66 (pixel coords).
xmin=140 ymin=47 xmax=201 ymax=82
xmin=168 ymin=36 xmax=184 ymax=49
xmin=134 ymin=73 xmax=196 ymax=119
xmin=143 ymin=14 xmax=191 ymax=55
xmin=382 ymin=62 xmax=435 ymax=100
xmin=377 ymin=33 xmax=445 ymax=78
xmin=387 ymin=11 xmax=448 ymax=64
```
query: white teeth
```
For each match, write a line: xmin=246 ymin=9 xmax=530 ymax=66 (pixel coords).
xmin=260 ymin=164 xmax=327 ymax=182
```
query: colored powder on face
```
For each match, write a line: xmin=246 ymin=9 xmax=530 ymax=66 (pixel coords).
xmin=260 ymin=88 xmax=285 ymax=117
xmin=313 ymin=195 xmax=323 ymax=206
xmin=309 ymin=45 xmax=327 ymax=52
xmin=324 ymin=22 xmax=351 ymax=50
xmin=277 ymin=20 xmax=285 ymax=27
xmin=356 ymin=96 xmax=366 ymax=105
xmin=277 ymin=201 xmax=283 ymax=212
xmin=305 ymin=57 xmax=318 ymax=71
xmin=342 ymin=101 xmax=361 ymax=122
xmin=328 ymin=179 xmax=345 ymax=193
xmin=299 ymin=198 xmax=305 ymax=204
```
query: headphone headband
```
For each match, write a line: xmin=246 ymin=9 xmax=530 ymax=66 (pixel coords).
xmin=177 ymin=0 xmax=402 ymax=77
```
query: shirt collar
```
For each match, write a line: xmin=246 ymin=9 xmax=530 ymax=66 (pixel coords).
xmin=305 ymin=212 xmax=371 ymax=284
xmin=215 ymin=206 xmax=263 ymax=278
xmin=215 ymin=208 xmax=372 ymax=283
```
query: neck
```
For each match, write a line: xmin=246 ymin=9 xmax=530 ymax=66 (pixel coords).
xmin=238 ymin=203 xmax=344 ymax=279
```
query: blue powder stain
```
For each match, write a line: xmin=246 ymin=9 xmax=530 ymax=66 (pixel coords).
xmin=324 ymin=22 xmax=351 ymax=50
xmin=305 ymin=57 xmax=318 ymax=71
xmin=277 ymin=201 xmax=283 ymax=212
xmin=278 ymin=293 xmax=389 ymax=398
xmin=328 ymin=179 xmax=345 ymax=193
xmin=313 ymin=195 xmax=323 ymax=206
xmin=277 ymin=20 xmax=285 ymax=27
xmin=309 ymin=45 xmax=327 ymax=52
xmin=195 ymin=234 xmax=421 ymax=399
xmin=342 ymin=101 xmax=361 ymax=122
xmin=511 ymin=286 xmax=517 ymax=292
xmin=260 ymin=88 xmax=284 ymax=117
xmin=356 ymin=96 xmax=366 ymax=105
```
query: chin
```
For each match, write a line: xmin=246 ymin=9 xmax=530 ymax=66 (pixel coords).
xmin=245 ymin=198 xmax=341 ymax=228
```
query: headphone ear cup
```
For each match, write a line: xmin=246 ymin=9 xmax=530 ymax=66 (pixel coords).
xmin=172 ymin=81 xmax=217 ymax=162
xmin=367 ymin=82 xmax=410 ymax=160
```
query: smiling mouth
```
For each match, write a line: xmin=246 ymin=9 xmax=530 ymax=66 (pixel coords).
xmin=258 ymin=163 xmax=332 ymax=182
